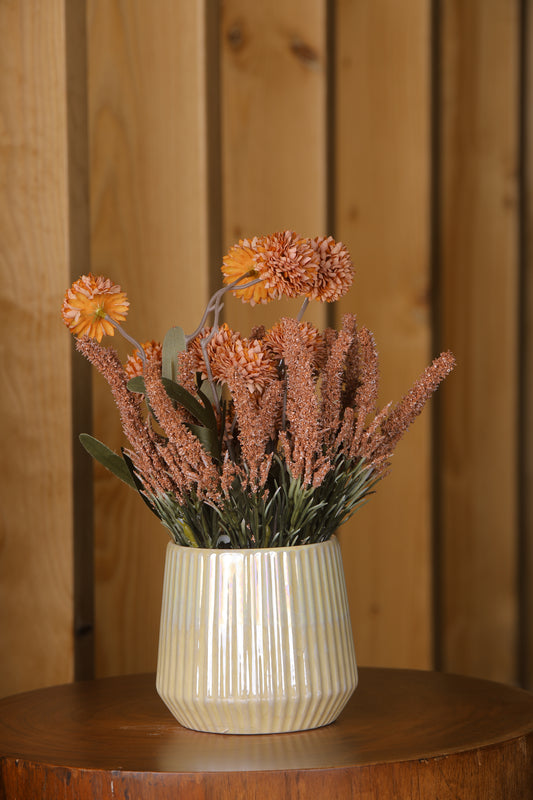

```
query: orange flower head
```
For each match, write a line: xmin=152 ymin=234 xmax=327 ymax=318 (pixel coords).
xmin=306 ymin=236 xmax=354 ymax=302
xmin=213 ymin=337 xmax=278 ymax=395
xmin=221 ymin=238 xmax=272 ymax=305
xmin=222 ymin=231 xmax=321 ymax=304
xmin=62 ymin=274 xmax=129 ymax=342
xmin=187 ymin=324 xmax=241 ymax=375
xmin=189 ymin=324 xmax=277 ymax=395
xmin=252 ymin=231 xmax=320 ymax=300
xmin=124 ymin=340 xmax=163 ymax=379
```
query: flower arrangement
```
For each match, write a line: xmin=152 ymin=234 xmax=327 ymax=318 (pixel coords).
xmin=62 ymin=230 xmax=454 ymax=549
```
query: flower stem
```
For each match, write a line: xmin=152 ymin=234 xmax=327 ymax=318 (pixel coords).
xmin=185 ymin=273 xmax=263 ymax=344
xmin=106 ymin=316 xmax=146 ymax=364
xmin=296 ymin=297 xmax=310 ymax=322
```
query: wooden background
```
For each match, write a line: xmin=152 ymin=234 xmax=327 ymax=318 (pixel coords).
xmin=1 ymin=0 xmax=531 ymax=697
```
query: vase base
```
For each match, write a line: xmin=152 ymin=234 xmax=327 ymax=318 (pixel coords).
xmin=157 ymin=676 xmax=358 ymax=735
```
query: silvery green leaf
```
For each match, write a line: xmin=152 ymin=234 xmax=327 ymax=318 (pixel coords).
xmin=161 ymin=378 xmax=215 ymax=429
xmin=127 ymin=376 xmax=145 ymax=394
xmin=79 ymin=434 xmax=136 ymax=489
xmin=162 ymin=326 xmax=186 ymax=382
xmin=187 ymin=423 xmax=221 ymax=461
xmin=128 ymin=375 xmax=216 ymax=431
xmin=197 ymin=387 xmax=218 ymax=431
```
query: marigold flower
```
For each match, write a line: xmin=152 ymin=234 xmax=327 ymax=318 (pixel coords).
xmin=222 ymin=239 xmax=271 ymax=305
xmin=62 ymin=274 xmax=129 ymax=342
xmin=124 ymin=340 xmax=163 ymax=379
xmin=307 ymin=236 xmax=354 ymax=302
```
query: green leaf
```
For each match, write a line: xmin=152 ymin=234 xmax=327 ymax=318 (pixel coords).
xmin=197 ymin=387 xmax=218 ymax=431
xmin=161 ymin=377 xmax=215 ymax=429
xmin=127 ymin=376 xmax=146 ymax=394
xmin=127 ymin=375 xmax=214 ymax=429
xmin=79 ymin=434 xmax=136 ymax=489
xmin=198 ymin=379 xmax=222 ymax=403
xmin=121 ymin=449 xmax=161 ymax=517
xmin=162 ymin=326 xmax=186 ymax=382
xmin=187 ymin=423 xmax=221 ymax=461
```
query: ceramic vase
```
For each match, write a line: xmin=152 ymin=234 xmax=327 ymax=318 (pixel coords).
xmin=156 ymin=535 xmax=357 ymax=734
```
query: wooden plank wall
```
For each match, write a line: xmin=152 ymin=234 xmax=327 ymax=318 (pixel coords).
xmin=0 ymin=0 xmax=90 ymax=696
xmin=1 ymin=0 xmax=531 ymax=696
xmin=524 ymin=0 xmax=533 ymax=692
xmin=86 ymin=0 xmax=218 ymax=677
xmin=335 ymin=0 xmax=433 ymax=669
xmin=221 ymin=0 xmax=329 ymax=333
xmin=437 ymin=0 xmax=520 ymax=683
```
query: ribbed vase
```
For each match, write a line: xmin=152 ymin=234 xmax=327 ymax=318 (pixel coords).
xmin=156 ymin=536 xmax=357 ymax=734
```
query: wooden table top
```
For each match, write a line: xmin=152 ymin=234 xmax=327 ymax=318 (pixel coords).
xmin=1 ymin=668 xmax=532 ymax=798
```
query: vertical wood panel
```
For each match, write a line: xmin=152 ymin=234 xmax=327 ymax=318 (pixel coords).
xmin=220 ymin=0 xmax=329 ymax=333
xmin=438 ymin=0 xmax=520 ymax=683
xmin=335 ymin=0 xmax=433 ymax=668
xmin=521 ymin=0 xmax=533 ymax=690
xmin=0 ymin=0 xmax=82 ymax=695
xmin=87 ymin=0 xmax=217 ymax=677
xmin=64 ymin=0 xmax=94 ymax=682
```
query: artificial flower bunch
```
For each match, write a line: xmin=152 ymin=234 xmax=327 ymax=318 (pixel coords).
xmin=62 ymin=230 xmax=454 ymax=548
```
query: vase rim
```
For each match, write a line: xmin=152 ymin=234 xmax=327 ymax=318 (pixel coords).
xmin=165 ymin=535 xmax=339 ymax=555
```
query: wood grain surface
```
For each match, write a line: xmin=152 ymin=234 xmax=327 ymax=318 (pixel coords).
xmin=522 ymin=0 xmax=533 ymax=692
xmin=0 ymin=669 xmax=532 ymax=799
xmin=221 ymin=0 xmax=328 ymax=333
xmin=334 ymin=0 xmax=433 ymax=670
xmin=2 ymin=0 xmax=532 ymax=704
xmin=0 ymin=0 xmax=81 ymax=696
xmin=86 ymin=0 xmax=219 ymax=678
xmin=437 ymin=0 xmax=520 ymax=683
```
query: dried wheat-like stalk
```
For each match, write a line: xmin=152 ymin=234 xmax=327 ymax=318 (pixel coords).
xmin=143 ymin=361 xmax=220 ymax=501
xmin=76 ymin=336 xmax=174 ymax=491
xmin=279 ymin=318 xmax=329 ymax=486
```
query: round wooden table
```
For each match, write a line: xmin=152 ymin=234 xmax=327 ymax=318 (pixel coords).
xmin=0 ymin=668 xmax=532 ymax=799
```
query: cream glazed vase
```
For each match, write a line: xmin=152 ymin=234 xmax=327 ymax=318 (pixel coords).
xmin=156 ymin=536 xmax=358 ymax=734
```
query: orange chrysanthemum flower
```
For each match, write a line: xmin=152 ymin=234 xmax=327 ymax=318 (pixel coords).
xmin=221 ymin=239 xmax=272 ymax=305
xmin=213 ymin=337 xmax=278 ymax=395
xmin=263 ymin=320 xmax=325 ymax=366
xmin=255 ymin=231 xmax=319 ymax=300
xmin=62 ymin=274 xmax=129 ymax=342
xmin=222 ymin=231 xmax=321 ymax=305
xmin=124 ymin=340 xmax=163 ymax=380
xmin=188 ymin=325 xmax=277 ymax=395
xmin=187 ymin=324 xmax=240 ymax=374
xmin=306 ymin=236 xmax=354 ymax=302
